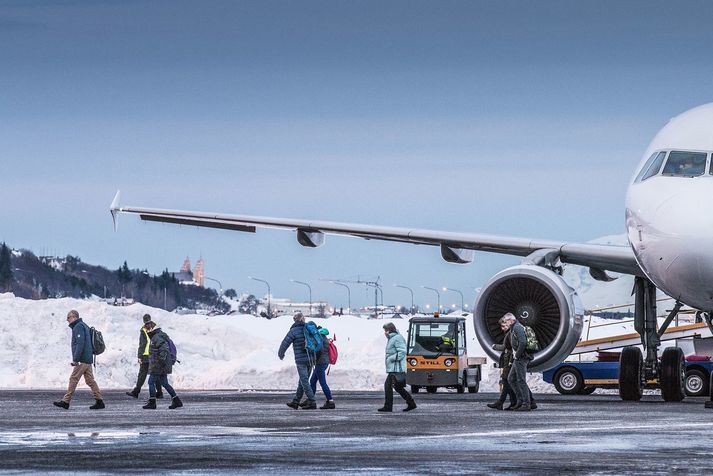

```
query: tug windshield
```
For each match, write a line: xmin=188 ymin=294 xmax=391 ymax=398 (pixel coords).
xmin=408 ymin=322 xmax=457 ymax=357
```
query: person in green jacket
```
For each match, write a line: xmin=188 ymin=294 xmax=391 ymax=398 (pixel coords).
xmin=378 ymin=322 xmax=416 ymax=413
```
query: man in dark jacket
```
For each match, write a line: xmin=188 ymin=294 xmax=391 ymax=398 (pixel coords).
xmin=504 ymin=313 xmax=534 ymax=411
xmin=278 ymin=312 xmax=317 ymax=410
xmin=126 ymin=314 xmax=163 ymax=399
xmin=142 ymin=321 xmax=182 ymax=410
xmin=53 ymin=310 xmax=104 ymax=410
xmin=487 ymin=318 xmax=517 ymax=410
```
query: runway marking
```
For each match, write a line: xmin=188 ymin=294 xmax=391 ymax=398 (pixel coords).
xmin=412 ymin=421 xmax=713 ymax=439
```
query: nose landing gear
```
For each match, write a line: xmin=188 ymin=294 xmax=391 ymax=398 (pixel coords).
xmin=619 ymin=277 xmax=686 ymax=402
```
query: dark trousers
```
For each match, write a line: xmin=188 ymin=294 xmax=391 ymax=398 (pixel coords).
xmin=383 ymin=372 xmax=414 ymax=410
xmin=148 ymin=374 xmax=176 ymax=399
xmin=309 ymin=363 xmax=333 ymax=401
xmin=132 ymin=361 xmax=162 ymax=396
xmin=508 ymin=359 xmax=532 ymax=405
xmin=498 ymin=371 xmax=517 ymax=404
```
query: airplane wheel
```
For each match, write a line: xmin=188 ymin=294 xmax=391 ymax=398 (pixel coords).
xmin=468 ymin=382 xmax=479 ymax=393
xmin=619 ymin=346 xmax=643 ymax=401
xmin=426 ymin=386 xmax=437 ymax=394
xmin=661 ymin=347 xmax=686 ymax=402
xmin=411 ymin=385 xmax=421 ymax=394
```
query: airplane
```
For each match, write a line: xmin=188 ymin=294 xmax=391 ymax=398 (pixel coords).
xmin=110 ymin=102 xmax=713 ymax=403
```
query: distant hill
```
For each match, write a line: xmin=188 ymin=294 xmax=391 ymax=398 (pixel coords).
xmin=6 ymin=247 xmax=226 ymax=312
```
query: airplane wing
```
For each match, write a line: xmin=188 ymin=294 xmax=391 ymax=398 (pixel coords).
xmin=110 ymin=191 xmax=643 ymax=278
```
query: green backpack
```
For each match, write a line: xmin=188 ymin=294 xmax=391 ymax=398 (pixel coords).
xmin=524 ymin=326 xmax=540 ymax=352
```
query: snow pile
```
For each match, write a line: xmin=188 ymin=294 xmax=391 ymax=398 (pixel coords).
xmin=0 ymin=293 xmax=514 ymax=392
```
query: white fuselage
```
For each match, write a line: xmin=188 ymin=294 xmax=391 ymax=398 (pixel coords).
xmin=625 ymin=103 xmax=713 ymax=311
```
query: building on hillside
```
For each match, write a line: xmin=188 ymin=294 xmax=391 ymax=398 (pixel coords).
xmin=173 ymin=256 xmax=205 ymax=287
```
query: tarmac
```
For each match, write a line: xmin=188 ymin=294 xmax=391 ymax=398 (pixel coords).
xmin=0 ymin=390 xmax=712 ymax=474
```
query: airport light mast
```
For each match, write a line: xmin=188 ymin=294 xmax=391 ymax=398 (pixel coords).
xmin=394 ymin=284 xmax=415 ymax=315
xmin=291 ymin=279 xmax=312 ymax=317
xmin=422 ymin=286 xmax=441 ymax=313
xmin=330 ymin=281 xmax=351 ymax=315
xmin=249 ymin=276 xmax=271 ymax=318
xmin=443 ymin=287 xmax=464 ymax=312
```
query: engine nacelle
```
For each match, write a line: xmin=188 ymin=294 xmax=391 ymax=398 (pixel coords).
xmin=474 ymin=265 xmax=583 ymax=372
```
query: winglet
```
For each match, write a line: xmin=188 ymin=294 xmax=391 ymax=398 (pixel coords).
xmin=110 ymin=190 xmax=121 ymax=232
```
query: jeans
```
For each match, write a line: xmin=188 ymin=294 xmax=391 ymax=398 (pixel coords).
xmin=309 ymin=363 xmax=333 ymax=401
xmin=507 ymin=358 xmax=531 ymax=405
xmin=383 ymin=372 xmax=414 ymax=410
xmin=293 ymin=363 xmax=315 ymax=403
xmin=148 ymin=374 xmax=177 ymax=399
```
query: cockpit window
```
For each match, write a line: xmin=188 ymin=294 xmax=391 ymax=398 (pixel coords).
xmin=661 ymin=151 xmax=707 ymax=177
xmin=635 ymin=151 xmax=667 ymax=182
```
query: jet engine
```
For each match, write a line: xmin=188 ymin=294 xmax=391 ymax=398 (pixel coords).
xmin=474 ymin=265 xmax=583 ymax=372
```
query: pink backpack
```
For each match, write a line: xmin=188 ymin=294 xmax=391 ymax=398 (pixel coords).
xmin=328 ymin=336 xmax=338 ymax=365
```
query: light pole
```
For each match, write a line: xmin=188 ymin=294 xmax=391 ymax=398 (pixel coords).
xmin=422 ymin=286 xmax=440 ymax=313
xmin=249 ymin=276 xmax=271 ymax=318
xmin=394 ymin=284 xmax=414 ymax=315
xmin=443 ymin=287 xmax=464 ymax=312
xmin=205 ymin=276 xmax=223 ymax=310
xmin=330 ymin=281 xmax=351 ymax=315
xmin=291 ymin=279 xmax=312 ymax=317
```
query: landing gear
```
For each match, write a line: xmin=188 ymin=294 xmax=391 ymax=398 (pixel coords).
xmin=618 ymin=277 xmax=685 ymax=402
xmin=660 ymin=347 xmax=685 ymax=402
xmin=619 ymin=346 xmax=643 ymax=401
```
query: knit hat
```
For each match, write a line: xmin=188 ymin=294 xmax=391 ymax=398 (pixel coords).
xmin=143 ymin=314 xmax=152 ymax=323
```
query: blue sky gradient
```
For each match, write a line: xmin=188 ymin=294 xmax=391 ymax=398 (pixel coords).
xmin=2 ymin=1 xmax=713 ymax=309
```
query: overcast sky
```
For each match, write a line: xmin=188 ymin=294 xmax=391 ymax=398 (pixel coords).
xmin=2 ymin=1 xmax=713 ymax=310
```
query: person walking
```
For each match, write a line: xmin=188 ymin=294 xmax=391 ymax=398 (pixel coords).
xmin=504 ymin=313 xmax=535 ymax=411
xmin=309 ymin=326 xmax=335 ymax=409
xmin=278 ymin=312 xmax=317 ymax=410
xmin=142 ymin=321 xmax=182 ymax=410
xmin=487 ymin=317 xmax=518 ymax=410
xmin=378 ymin=322 xmax=416 ymax=413
xmin=126 ymin=313 xmax=163 ymax=399
xmin=53 ymin=310 xmax=105 ymax=410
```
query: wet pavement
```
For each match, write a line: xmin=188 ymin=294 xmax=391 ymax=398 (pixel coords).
xmin=0 ymin=390 xmax=712 ymax=474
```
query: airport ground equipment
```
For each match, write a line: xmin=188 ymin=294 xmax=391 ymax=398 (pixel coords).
xmin=405 ymin=315 xmax=484 ymax=394
xmin=543 ymin=353 xmax=713 ymax=397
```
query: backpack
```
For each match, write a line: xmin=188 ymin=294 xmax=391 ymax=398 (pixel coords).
xmin=90 ymin=327 xmax=105 ymax=355
xmin=167 ymin=337 xmax=179 ymax=364
xmin=524 ymin=325 xmax=540 ymax=352
xmin=327 ymin=338 xmax=338 ymax=365
xmin=304 ymin=321 xmax=323 ymax=354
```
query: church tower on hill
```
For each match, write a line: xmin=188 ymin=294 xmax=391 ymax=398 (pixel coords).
xmin=193 ymin=258 xmax=205 ymax=287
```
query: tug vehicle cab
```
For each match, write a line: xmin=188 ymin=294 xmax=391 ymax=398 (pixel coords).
xmin=406 ymin=314 xmax=484 ymax=393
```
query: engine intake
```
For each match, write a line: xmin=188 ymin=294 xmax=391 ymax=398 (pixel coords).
xmin=474 ymin=265 xmax=583 ymax=372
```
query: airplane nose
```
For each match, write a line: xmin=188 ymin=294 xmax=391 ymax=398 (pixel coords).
xmin=649 ymin=190 xmax=713 ymax=310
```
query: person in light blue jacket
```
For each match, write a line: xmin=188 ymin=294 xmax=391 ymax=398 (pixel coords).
xmin=378 ymin=322 xmax=416 ymax=413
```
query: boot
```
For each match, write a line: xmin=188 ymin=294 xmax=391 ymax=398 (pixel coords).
xmin=89 ymin=400 xmax=105 ymax=410
xmin=286 ymin=401 xmax=299 ymax=409
xmin=126 ymin=390 xmax=139 ymax=398
xmin=487 ymin=401 xmax=504 ymax=410
xmin=301 ymin=400 xmax=317 ymax=410
xmin=530 ymin=400 xmax=537 ymax=410
xmin=142 ymin=398 xmax=157 ymax=410
xmin=53 ymin=401 xmax=69 ymax=410
xmin=320 ymin=400 xmax=336 ymax=410
xmin=514 ymin=403 xmax=531 ymax=412
xmin=168 ymin=396 xmax=183 ymax=409
xmin=510 ymin=402 xmax=522 ymax=411
xmin=504 ymin=402 xmax=517 ymax=411
xmin=403 ymin=401 xmax=417 ymax=412
xmin=377 ymin=407 xmax=392 ymax=412
xmin=298 ymin=399 xmax=311 ymax=408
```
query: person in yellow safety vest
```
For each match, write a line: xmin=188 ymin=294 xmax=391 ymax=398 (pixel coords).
xmin=126 ymin=314 xmax=163 ymax=399
xmin=438 ymin=323 xmax=456 ymax=353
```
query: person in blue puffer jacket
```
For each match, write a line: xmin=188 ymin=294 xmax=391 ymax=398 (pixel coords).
xmin=278 ymin=312 xmax=317 ymax=410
